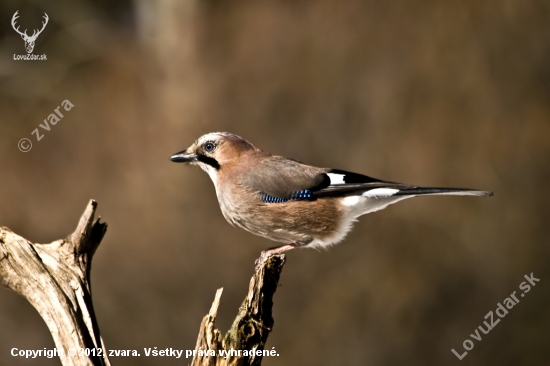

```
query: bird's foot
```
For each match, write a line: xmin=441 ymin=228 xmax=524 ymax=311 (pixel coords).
xmin=255 ymin=243 xmax=299 ymax=272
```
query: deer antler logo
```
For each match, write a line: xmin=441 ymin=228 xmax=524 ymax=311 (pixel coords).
xmin=11 ymin=11 xmax=49 ymax=54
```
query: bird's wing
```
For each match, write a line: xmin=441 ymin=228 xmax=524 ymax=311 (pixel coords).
xmin=239 ymin=157 xmax=409 ymax=200
xmin=239 ymin=158 xmax=491 ymax=201
xmin=238 ymin=156 xmax=329 ymax=199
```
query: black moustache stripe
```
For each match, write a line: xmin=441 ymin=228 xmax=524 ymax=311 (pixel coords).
xmin=196 ymin=154 xmax=220 ymax=170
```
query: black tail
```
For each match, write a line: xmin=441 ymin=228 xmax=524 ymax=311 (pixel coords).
xmin=394 ymin=187 xmax=493 ymax=197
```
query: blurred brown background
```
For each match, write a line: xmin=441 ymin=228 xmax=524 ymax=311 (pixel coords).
xmin=1 ymin=0 xmax=549 ymax=365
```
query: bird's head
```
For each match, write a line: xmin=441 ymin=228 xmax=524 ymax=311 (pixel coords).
xmin=170 ymin=132 xmax=256 ymax=178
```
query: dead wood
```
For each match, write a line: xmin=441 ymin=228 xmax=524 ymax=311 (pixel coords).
xmin=191 ymin=255 xmax=286 ymax=366
xmin=0 ymin=200 xmax=109 ymax=366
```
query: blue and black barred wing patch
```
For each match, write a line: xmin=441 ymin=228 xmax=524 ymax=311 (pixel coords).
xmin=260 ymin=189 xmax=313 ymax=203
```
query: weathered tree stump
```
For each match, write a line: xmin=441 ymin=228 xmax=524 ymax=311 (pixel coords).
xmin=192 ymin=255 xmax=285 ymax=366
xmin=0 ymin=200 xmax=286 ymax=366
xmin=0 ymin=200 xmax=109 ymax=366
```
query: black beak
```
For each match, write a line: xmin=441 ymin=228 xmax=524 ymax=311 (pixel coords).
xmin=170 ymin=150 xmax=197 ymax=163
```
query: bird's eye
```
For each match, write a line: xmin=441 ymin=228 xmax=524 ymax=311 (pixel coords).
xmin=204 ymin=142 xmax=215 ymax=152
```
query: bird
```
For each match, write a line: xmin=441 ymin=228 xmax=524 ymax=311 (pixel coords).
xmin=170 ymin=132 xmax=492 ymax=266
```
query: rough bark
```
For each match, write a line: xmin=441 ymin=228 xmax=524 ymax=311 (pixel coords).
xmin=191 ymin=254 xmax=286 ymax=366
xmin=0 ymin=200 xmax=110 ymax=366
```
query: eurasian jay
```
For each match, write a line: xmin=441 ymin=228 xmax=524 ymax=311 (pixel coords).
xmin=170 ymin=132 xmax=492 ymax=264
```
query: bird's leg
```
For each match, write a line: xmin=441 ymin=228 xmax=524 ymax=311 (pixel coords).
xmin=255 ymin=243 xmax=300 ymax=271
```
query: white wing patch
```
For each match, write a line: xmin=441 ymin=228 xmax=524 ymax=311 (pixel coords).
xmin=362 ymin=188 xmax=399 ymax=198
xmin=327 ymin=172 xmax=346 ymax=185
